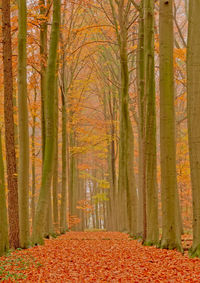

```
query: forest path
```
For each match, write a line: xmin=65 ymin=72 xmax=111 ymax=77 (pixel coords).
xmin=0 ymin=231 xmax=200 ymax=282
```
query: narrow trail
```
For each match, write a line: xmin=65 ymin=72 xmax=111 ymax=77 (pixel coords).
xmin=1 ymin=232 xmax=200 ymax=282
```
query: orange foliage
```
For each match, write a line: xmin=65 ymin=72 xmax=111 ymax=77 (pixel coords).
xmin=1 ymin=232 xmax=200 ymax=281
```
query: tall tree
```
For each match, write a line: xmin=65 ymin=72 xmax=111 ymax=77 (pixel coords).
xmin=0 ymin=130 xmax=9 ymax=256
xmin=31 ymin=89 xmax=37 ymax=228
xmin=136 ymin=0 xmax=145 ymax=238
xmin=39 ymin=0 xmax=48 ymax=161
xmin=2 ymin=0 xmax=20 ymax=249
xmin=18 ymin=0 xmax=30 ymax=248
xmin=109 ymin=0 xmax=137 ymax=235
xmin=159 ymin=0 xmax=182 ymax=251
xmin=52 ymin=79 xmax=59 ymax=232
xmin=60 ymin=88 xmax=67 ymax=234
xmin=144 ymin=0 xmax=159 ymax=245
xmin=187 ymin=0 xmax=200 ymax=257
xmin=32 ymin=0 xmax=61 ymax=245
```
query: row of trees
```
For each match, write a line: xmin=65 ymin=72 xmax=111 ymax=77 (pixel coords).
xmin=1 ymin=0 xmax=200 ymax=258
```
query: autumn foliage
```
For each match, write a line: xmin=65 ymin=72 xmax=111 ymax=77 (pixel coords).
xmin=0 ymin=232 xmax=200 ymax=282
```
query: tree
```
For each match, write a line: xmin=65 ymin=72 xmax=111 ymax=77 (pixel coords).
xmin=18 ymin=0 xmax=30 ymax=248
xmin=0 ymin=130 xmax=9 ymax=256
xmin=144 ymin=0 xmax=159 ymax=245
xmin=136 ymin=0 xmax=145 ymax=239
xmin=60 ymin=78 xmax=67 ymax=234
xmin=109 ymin=0 xmax=137 ymax=235
xmin=2 ymin=0 xmax=20 ymax=249
xmin=53 ymin=79 xmax=59 ymax=232
xmin=187 ymin=0 xmax=200 ymax=257
xmin=39 ymin=0 xmax=48 ymax=161
xmin=32 ymin=0 xmax=61 ymax=245
xmin=159 ymin=0 xmax=182 ymax=251
xmin=31 ymin=89 xmax=37 ymax=228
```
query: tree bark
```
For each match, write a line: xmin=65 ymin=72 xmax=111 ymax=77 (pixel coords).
xmin=187 ymin=0 xmax=200 ymax=257
xmin=60 ymin=92 xmax=68 ymax=234
xmin=32 ymin=0 xmax=61 ymax=245
xmin=0 ymin=130 xmax=9 ymax=256
xmin=18 ymin=0 xmax=30 ymax=248
xmin=39 ymin=0 xmax=48 ymax=161
xmin=137 ymin=0 xmax=145 ymax=238
xmin=31 ymin=90 xmax=37 ymax=229
xmin=159 ymin=0 xmax=182 ymax=251
xmin=53 ymin=78 xmax=59 ymax=233
xmin=2 ymin=0 xmax=20 ymax=249
xmin=144 ymin=0 xmax=159 ymax=245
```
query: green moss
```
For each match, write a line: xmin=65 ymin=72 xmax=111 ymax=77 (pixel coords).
xmin=0 ymin=252 xmax=41 ymax=281
xmin=189 ymin=244 xmax=200 ymax=258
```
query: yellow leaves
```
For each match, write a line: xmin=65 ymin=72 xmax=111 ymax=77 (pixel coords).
xmin=92 ymin=193 xmax=109 ymax=203
xmin=72 ymin=25 xmax=114 ymax=36
xmin=70 ymin=146 xmax=88 ymax=155
xmin=79 ymin=172 xmax=110 ymax=190
xmin=70 ymin=133 xmax=111 ymax=157
xmin=174 ymin=48 xmax=186 ymax=62
xmin=98 ymin=180 xmax=110 ymax=189
xmin=129 ymin=45 xmax=137 ymax=52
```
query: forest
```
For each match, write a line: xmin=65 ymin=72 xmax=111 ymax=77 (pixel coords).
xmin=1 ymin=0 xmax=200 ymax=281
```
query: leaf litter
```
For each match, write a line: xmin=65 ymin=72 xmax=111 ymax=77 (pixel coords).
xmin=0 ymin=232 xmax=200 ymax=282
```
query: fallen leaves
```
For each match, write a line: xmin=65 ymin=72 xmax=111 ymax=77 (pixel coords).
xmin=1 ymin=232 xmax=200 ymax=282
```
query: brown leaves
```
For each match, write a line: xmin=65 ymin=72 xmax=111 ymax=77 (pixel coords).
xmin=1 ymin=232 xmax=200 ymax=282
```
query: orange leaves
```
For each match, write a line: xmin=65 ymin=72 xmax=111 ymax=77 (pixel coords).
xmin=69 ymin=215 xmax=81 ymax=228
xmin=1 ymin=232 xmax=200 ymax=282
xmin=76 ymin=200 xmax=93 ymax=211
xmin=174 ymin=48 xmax=186 ymax=62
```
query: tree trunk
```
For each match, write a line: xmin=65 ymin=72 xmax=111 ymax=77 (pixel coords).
xmin=69 ymin=131 xmax=78 ymax=229
xmin=39 ymin=0 xmax=48 ymax=161
xmin=144 ymin=0 xmax=159 ymax=245
xmin=53 ymin=78 xmax=59 ymax=233
xmin=118 ymin=1 xmax=137 ymax=235
xmin=2 ymin=0 xmax=20 ymax=249
xmin=18 ymin=0 xmax=30 ymax=248
xmin=31 ymin=90 xmax=37 ymax=229
xmin=60 ymin=93 xmax=68 ymax=234
xmin=159 ymin=0 xmax=182 ymax=251
xmin=137 ymin=1 xmax=145 ymax=238
xmin=0 ymin=130 xmax=9 ymax=256
xmin=187 ymin=0 xmax=200 ymax=257
xmin=32 ymin=0 xmax=61 ymax=245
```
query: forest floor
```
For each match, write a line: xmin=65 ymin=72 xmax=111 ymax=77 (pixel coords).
xmin=0 ymin=231 xmax=200 ymax=282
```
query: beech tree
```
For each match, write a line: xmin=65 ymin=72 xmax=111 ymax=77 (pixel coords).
xmin=136 ymin=0 xmax=145 ymax=238
xmin=109 ymin=0 xmax=137 ymax=235
xmin=0 ymin=130 xmax=9 ymax=256
xmin=18 ymin=0 xmax=30 ymax=248
xmin=159 ymin=0 xmax=182 ymax=251
xmin=187 ymin=0 xmax=200 ymax=257
xmin=2 ymin=0 xmax=20 ymax=249
xmin=32 ymin=0 xmax=61 ymax=245
xmin=39 ymin=0 xmax=48 ymax=161
xmin=144 ymin=0 xmax=158 ymax=245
